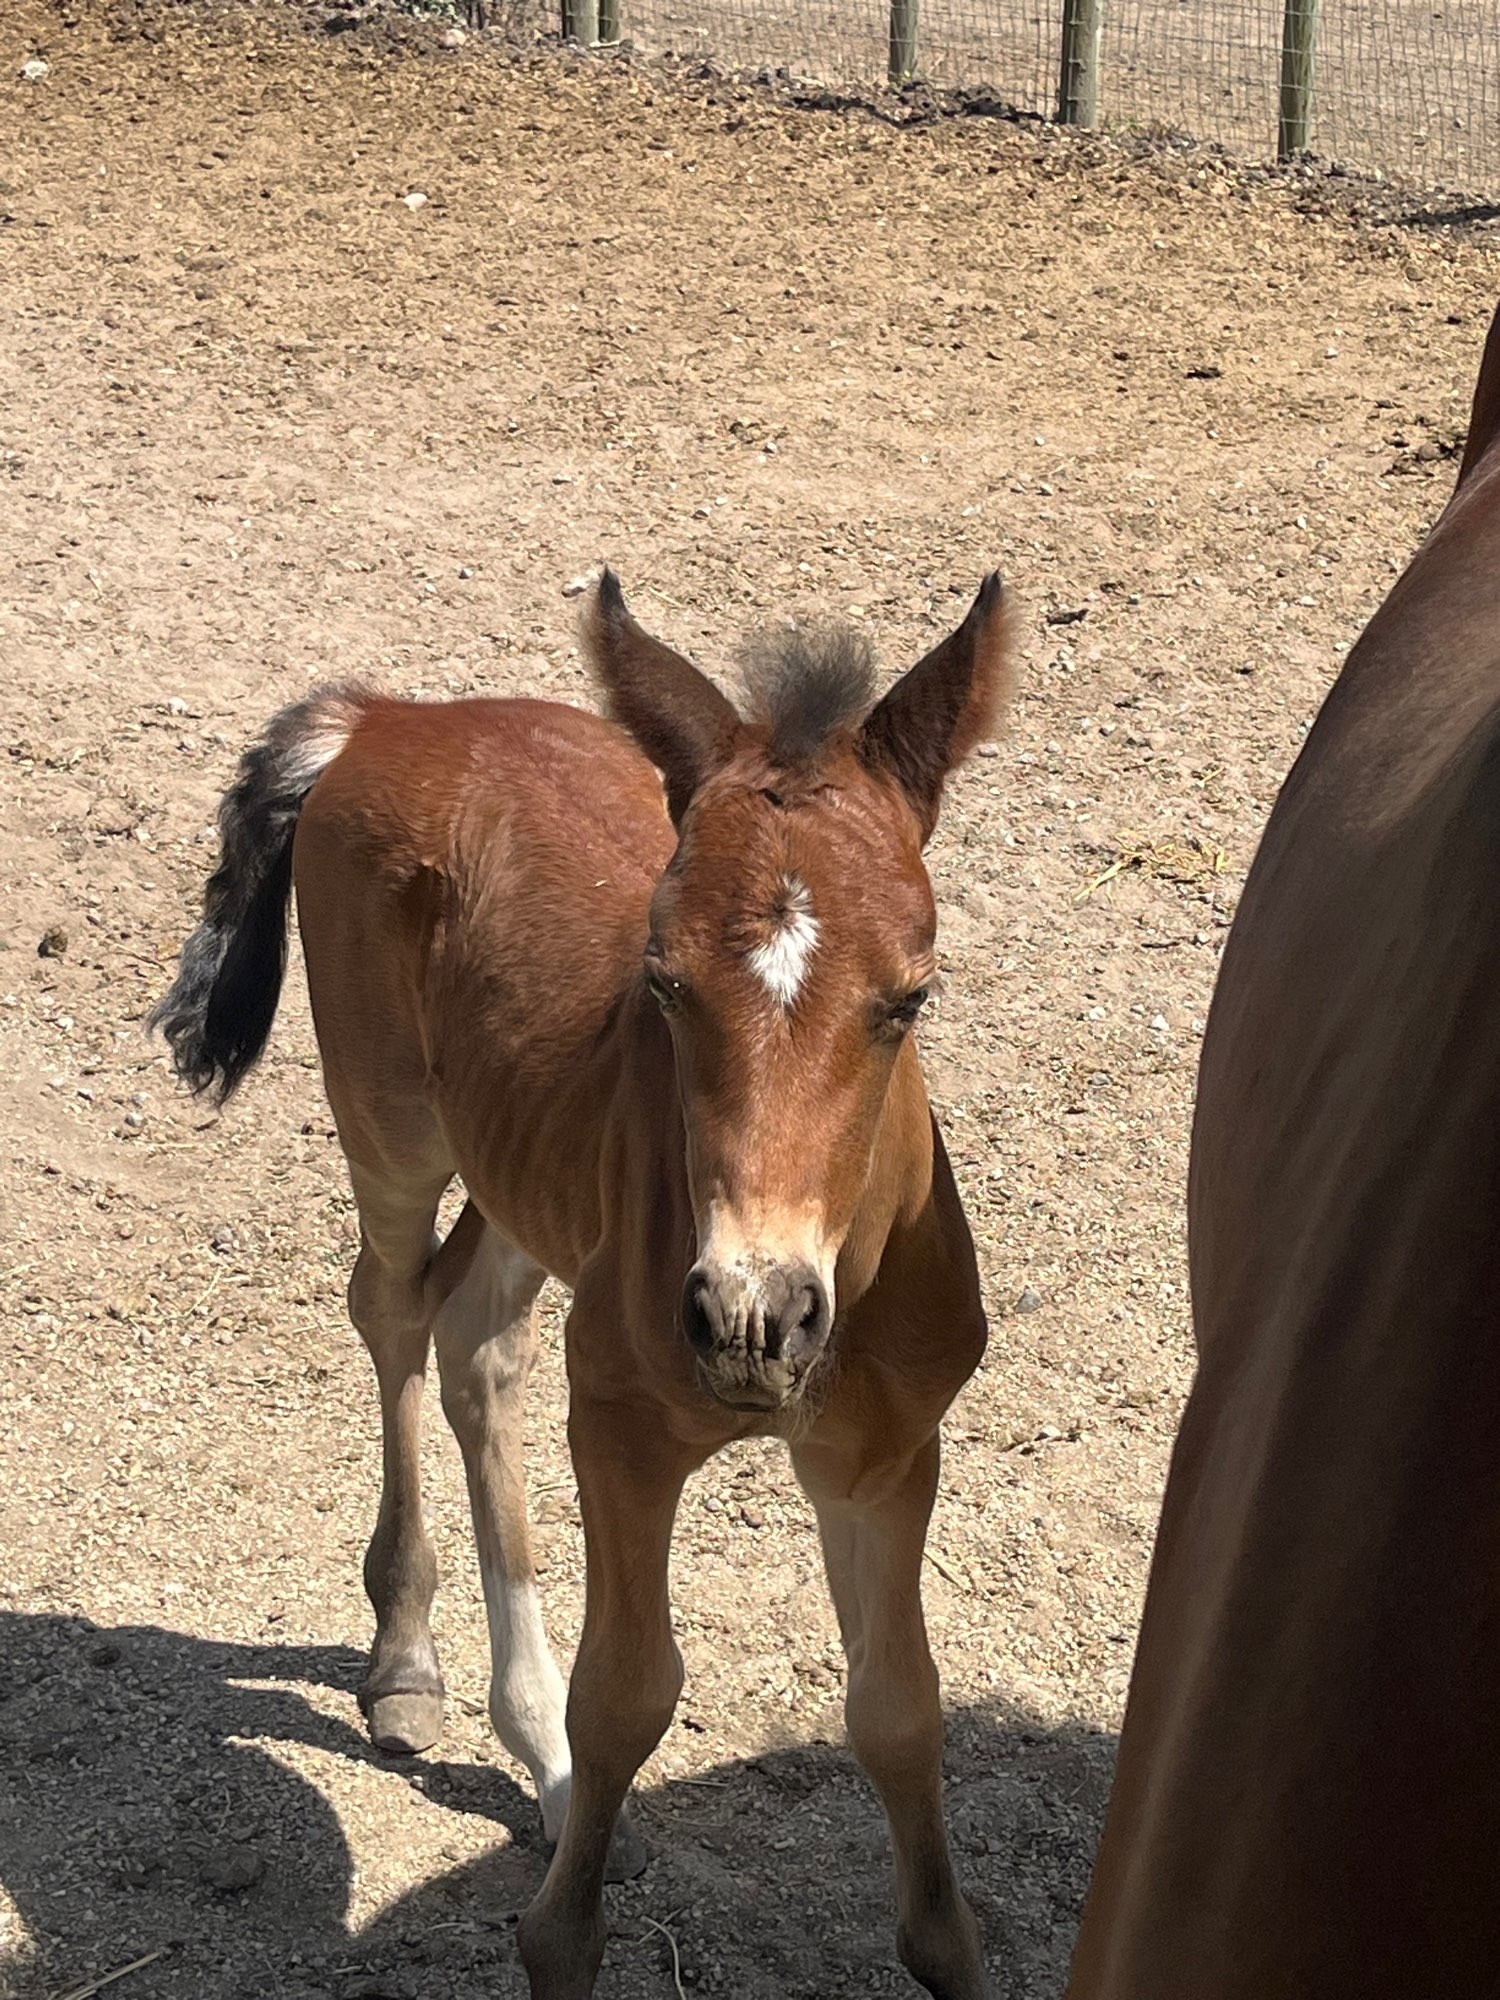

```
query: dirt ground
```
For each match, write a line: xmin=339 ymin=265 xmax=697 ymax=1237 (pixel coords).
xmin=633 ymin=0 xmax=1500 ymax=196
xmin=3 ymin=5 xmax=1499 ymax=1996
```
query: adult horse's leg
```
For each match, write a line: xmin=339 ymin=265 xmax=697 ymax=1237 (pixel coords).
xmin=429 ymin=1204 xmax=572 ymax=1839
xmin=794 ymin=1431 xmax=989 ymax=2000
xmin=517 ymin=1378 xmax=698 ymax=2000
xmin=346 ymin=1162 xmax=449 ymax=1756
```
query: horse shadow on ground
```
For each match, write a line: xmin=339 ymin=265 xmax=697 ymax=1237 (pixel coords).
xmin=0 ymin=1611 xmax=1114 ymax=2000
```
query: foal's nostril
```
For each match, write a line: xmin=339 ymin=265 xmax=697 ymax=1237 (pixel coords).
xmin=680 ymin=1270 xmax=721 ymax=1357
xmin=770 ymin=1273 xmax=831 ymax=1363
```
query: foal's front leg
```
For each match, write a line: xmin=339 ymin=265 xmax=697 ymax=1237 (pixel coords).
xmin=795 ymin=1432 xmax=989 ymax=2000
xmin=517 ymin=1392 xmax=698 ymax=2000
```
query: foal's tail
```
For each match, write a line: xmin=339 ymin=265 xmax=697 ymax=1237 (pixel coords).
xmin=151 ymin=683 xmax=373 ymax=1105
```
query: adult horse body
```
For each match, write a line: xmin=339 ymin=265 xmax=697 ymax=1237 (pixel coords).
xmin=1066 ymin=308 xmax=1500 ymax=1998
xmin=156 ymin=573 xmax=1013 ymax=2000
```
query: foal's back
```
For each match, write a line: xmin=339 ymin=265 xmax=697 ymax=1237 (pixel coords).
xmin=296 ymin=693 xmax=672 ymax=1033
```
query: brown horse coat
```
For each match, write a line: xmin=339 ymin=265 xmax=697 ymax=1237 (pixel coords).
xmin=1066 ymin=304 xmax=1500 ymax=1999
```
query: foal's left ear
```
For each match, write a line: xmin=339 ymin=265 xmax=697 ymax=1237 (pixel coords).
xmin=585 ymin=570 xmax=742 ymax=824
xmin=857 ymin=571 xmax=1016 ymax=842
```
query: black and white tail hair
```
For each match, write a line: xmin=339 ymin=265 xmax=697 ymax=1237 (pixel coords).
xmin=151 ymin=684 xmax=371 ymax=1105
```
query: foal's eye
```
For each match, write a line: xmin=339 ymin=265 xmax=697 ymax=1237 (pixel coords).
xmin=886 ymin=985 xmax=931 ymax=1031
xmin=645 ymin=963 xmax=686 ymax=1014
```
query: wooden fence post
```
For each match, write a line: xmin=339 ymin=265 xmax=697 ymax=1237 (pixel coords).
xmin=888 ymin=0 xmax=918 ymax=85
xmin=597 ymin=0 xmax=620 ymax=38
xmin=561 ymin=0 xmax=599 ymax=42
xmin=1057 ymin=0 xmax=1102 ymax=127
xmin=1278 ymin=0 xmax=1319 ymax=156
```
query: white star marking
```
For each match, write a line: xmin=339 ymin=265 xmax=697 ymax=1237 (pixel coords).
xmin=747 ymin=876 xmax=819 ymax=1009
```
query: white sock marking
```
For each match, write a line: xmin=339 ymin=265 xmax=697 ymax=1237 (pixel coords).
xmin=748 ymin=876 xmax=819 ymax=1009
xmin=480 ymin=1564 xmax=572 ymax=1840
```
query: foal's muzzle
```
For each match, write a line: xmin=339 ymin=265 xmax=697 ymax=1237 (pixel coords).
xmin=681 ymin=1259 xmax=832 ymax=1409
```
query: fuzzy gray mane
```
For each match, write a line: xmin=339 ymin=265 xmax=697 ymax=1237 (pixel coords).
xmin=736 ymin=623 xmax=877 ymax=765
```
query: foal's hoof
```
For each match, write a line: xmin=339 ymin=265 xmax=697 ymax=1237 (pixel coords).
xmin=604 ymin=1807 xmax=649 ymax=1883
xmin=362 ymin=1686 xmax=444 ymax=1757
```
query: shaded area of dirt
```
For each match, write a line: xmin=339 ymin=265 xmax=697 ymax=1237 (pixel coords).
xmin=3 ymin=3 xmax=1499 ymax=1995
xmin=0 ymin=1611 xmax=1112 ymax=1999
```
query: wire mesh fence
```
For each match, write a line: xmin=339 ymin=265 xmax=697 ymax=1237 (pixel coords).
xmin=603 ymin=0 xmax=1500 ymax=194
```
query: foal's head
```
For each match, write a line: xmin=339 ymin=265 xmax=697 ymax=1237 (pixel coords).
xmin=588 ymin=570 xmax=1014 ymax=1412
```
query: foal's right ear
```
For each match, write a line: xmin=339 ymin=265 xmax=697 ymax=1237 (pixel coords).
xmin=585 ymin=570 xmax=741 ymax=825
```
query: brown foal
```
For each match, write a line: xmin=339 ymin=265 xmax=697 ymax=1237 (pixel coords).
xmin=154 ymin=571 xmax=1013 ymax=2000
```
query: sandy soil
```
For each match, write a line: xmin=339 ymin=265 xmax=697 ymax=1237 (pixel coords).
xmin=3 ymin=4 xmax=1498 ymax=1995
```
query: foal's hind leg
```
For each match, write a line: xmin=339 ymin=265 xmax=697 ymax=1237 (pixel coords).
xmin=430 ymin=1211 xmax=650 ymax=1881
xmin=429 ymin=1204 xmax=570 ymax=1838
xmin=794 ymin=1432 xmax=988 ymax=2000
xmin=347 ymin=1165 xmax=450 ymax=1756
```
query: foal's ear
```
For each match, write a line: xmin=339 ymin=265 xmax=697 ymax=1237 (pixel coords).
xmin=585 ymin=570 xmax=742 ymax=824
xmin=857 ymin=572 xmax=1015 ymax=842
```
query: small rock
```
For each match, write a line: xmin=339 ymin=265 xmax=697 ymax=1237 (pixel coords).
xmin=198 ymin=1842 xmax=265 ymax=1893
xmin=401 ymin=191 xmax=428 ymax=210
xmin=21 ymin=57 xmax=49 ymax=81
xmin=457 ymin=565 xmax=473 ymax=579
xmin=211 ymin=1224 xmax=238 ymax=1254
xmin=741 ymin=1505 xmax=764 ymax=1529
xmin=166 ymin=696 xmax=190 ymax=716
xmin=1149 ymin=1013 xmax=1169 ymax=1033
xmin=38 ymin=926 xmax=68 ymax=958
xmin=474 ymin=1903 xmax=520 ymax=1930
xmin=562 ymin=569 xmax=597 ymax=598
xmin=88 ymin=1641 xmax=123 ymax=1668
xmin=975 ymin=741 xmax=1001 ymax=758
xmin=1014 ymin=1286 xmax=1043 ymax=1315
xmin=122 ymin=1109 xmax=145 ymax=1131
xmin=89 ymin=797 xmax=137 ymax=836
xmin=441 ymin=24 xmax=467 ymax=44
